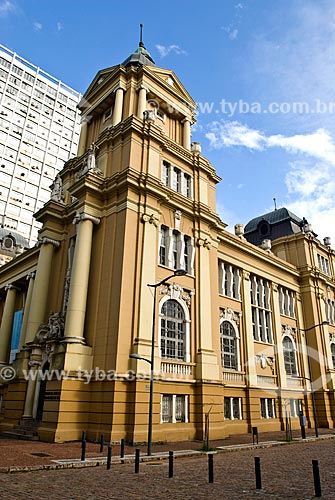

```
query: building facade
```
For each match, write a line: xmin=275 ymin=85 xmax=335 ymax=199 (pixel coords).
xmin=0 ymin=41 xmax=334 ymax=443
xmin=0 ymin=44 xmax=81 ymax=246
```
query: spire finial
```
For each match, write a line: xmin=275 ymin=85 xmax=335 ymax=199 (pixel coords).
xmin=139 ymin=23 xmax=145 ymax=48
xmin=273 ymin=197 xmax=277 ymax=210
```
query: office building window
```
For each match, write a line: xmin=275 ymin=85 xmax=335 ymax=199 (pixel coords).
xmin=224 ymin=397 xmax=242 ymax=420
xmin=260 ymin=398 xmax=276 ymax=418
xmin=250 ymin=275 xmax=273 ymax=343
xmin=283 ymin=336 xmax=298 ymax=376
xmin=220 ymin=320 xmax=239 ymax=370
xmin=161 ymin=394 xmax=189 ymax=423
xmin=289 ymin=399 xmax=302 ymax=417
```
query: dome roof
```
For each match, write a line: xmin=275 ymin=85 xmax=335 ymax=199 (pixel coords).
xmin=0 ymin=228 xmax=30 ymax=248
xmin=245 ymin=207 xmax=303 ymax=234
xmin=122 ymin=41 xmax=155 ymax=67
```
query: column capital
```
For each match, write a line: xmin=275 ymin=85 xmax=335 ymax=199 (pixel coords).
xmin=114 ymin=84 xmax=126 ymax=93
xmin=73 ymin=212 xmax=101 ymax=225
xmin=26 ymin=271 xmax=36 ymax=280
xmin=136 ymin=84 xmax=149 ymax=93
xmin=197 ymin=237 xmax=211 ymax=250
xmin=37 ymin=237 xmax=61 ymax=248
xmin=4 ymin=284 xmax=20 ymax=292
xmin=181 ymin=116 xmax=192 ymax=124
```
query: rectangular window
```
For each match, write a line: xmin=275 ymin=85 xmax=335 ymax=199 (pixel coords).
xmin=161 ymin=395 xmax=188 ymax=423
xmin=218 ymin=261 xmax=241 ymax=300
xmin=224 ymin=397 xmax=242 ymax=420
xmin=159 ymin=225 xmax=194 ymax=274
xmin=289 ymin=399 xmax=302 ymax=417
xmin=250 ymin=275 xmax=273 ymax=343
xmin=260 ymin=398 xmax=276 ymax=418
xmin=279 ymin=286 xmax=296 ymax=318
xmin=318 ymin=254 xmax=330 ymax=275
xmin=161 ymin=160 xmax=193 ymax=199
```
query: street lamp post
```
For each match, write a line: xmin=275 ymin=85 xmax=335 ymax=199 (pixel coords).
xmin=130 ymin=269 xmax=187 ymax=456
xmin=299 ymin=321 xmax=329 ymax=438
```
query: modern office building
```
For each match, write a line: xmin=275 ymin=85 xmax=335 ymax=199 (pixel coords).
xmin=0 ymin=39 xmax=334 ymax=444
xmin=0 ymin=44 xmax=81 ymax=247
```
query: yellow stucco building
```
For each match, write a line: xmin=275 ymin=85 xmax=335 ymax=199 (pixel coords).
xmin=0 ymin=41 xmax=334 ymax=443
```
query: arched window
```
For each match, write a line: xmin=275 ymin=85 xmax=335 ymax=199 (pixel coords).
xmin=160 ymin=300 xmax=185 ymax=360
xmin=220 ymin=320 xmax=239 ymax=370
xmin=331 ymin=343 xmax=335 ymax=369
xmin=283 ymin=336 xmax=298 ymax=376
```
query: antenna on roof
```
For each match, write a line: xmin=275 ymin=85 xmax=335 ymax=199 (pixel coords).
xmin=273 ymin=197 xmax=277 ymax=210
xmin=139 ymin=23 xmax=144 ymax=47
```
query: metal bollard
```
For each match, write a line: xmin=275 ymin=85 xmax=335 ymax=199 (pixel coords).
xmin=135 ymin=448 xmax=140 ymax=474
xmin=120 ymin=439 xmax=125 ymax=460
xmin=169 ymin=451 xmax=174 ymax=478
xmin=252 ymin=427 xmax=259 ymax=445
xmin=106 ymin=445 xmax=112 ymax=470
xmin=82 ymin=431 xmax=86 ymax=441
xmin=100 ymin=434 xmax=104 ymax=453
xmin=81 ymin=439 xmax=86 ymax=462
xmin=255 ymin=457 xmax=262 ymax=490
xmin=312 ymin=460 xmax=322 ymax=497
xmin=208 ymin=453 xmax=214 ymax=483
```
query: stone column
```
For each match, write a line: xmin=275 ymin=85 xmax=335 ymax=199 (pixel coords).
xmin=137 ymin=87 xmax=148 ymax=119
xmin=182 ymin=118 xmax=191 ymax=150
xmin=18 ymin=272 xmax=35 ymax=350
xmin=63 ymin=213 xmax=100 ymax=343
xmin=0 ymin=285 xmax=18 ymax=364
xmin=22 ymin=357 xmax=41 ymax=419
xmin=25 ymin=238 xmax=60 ymax=344
xmin=77 ymin=120 xmax=88 ymax=156
xmin=112 ymin=87 xmax=124 ymax=126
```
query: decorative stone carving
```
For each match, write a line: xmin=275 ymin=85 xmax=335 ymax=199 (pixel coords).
xmin=160 ymin=284 xmax=194 ymax=308
xmin=77 ymin=143 xmax=103 ymax=178
xmin=34 ymin=312 xmax=65 ymax=344
xmin=282 ymin=325 xmax=297 ymax=341
xmin=50 ymin=174 xmax=64 ymax=203
xmin=141 ymin=213 xmax=160 ymax=227
xmin=174 ymin=210 xmax=181 ymax=230
xmin=242 ymin=270 xmax=250 ymax=281
xmin=143 ymin=109 xmax=156 ymax=123
xmin=197 ymin=237 xmax=211 ymax=250
xmin=272 ymin=283 xmax=278 ymax=292
xmin=255 ymin=354 xmax=275 ymax=370
xmin=220 ymin=307 xmax=240 ymax=326
xmin=234 ymin=224 xmax=245 ymax=239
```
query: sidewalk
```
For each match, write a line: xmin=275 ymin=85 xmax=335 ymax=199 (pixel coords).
xmin=0 ymin=428 xmax=334 ymax=473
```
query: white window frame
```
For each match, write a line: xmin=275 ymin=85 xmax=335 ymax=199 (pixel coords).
xmin=260 ymin=398 xmax=276 ymax=418
xmin=159 ymin=295 xmax=191 ymax=363
xmin=161 ymin=160 xmax=193 ymax=200
xmin=158 ymin=225 xmax=195 ymax=275
xmin=250 ymin=275 xmax=273 ymax=343
xmin=220 ymin=319 xmax=241 ymax=371
xmin=224 ymin=397 xmax=242 ymax=420
xmin=283 ymin=334 xmax=298 ymax=376
xmin=160 ymin=394 xmax=189 ymax=423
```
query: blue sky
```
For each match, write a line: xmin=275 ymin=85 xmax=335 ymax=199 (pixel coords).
xmin=1 ymin=0 xmax=335 ymax=242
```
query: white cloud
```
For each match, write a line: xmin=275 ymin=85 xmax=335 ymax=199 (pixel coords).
xmin=0 ymin=0 xmax=15 ymax=17
xmin=33 ymin=21 xmax=42 ymax=31
xmin=206 ymin=120 xmax=335 ymax=165
xmin=56 ymin=22 xmax=63 ymax=32
xmin=206 ymin=119 xmax=335 ymax=242
xmin=155 ymin=44 xmax=187 ymax=58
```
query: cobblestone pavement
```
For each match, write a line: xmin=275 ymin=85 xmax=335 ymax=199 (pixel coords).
xmin=0 ymin=428 xmax=332 ymax=470
xmin=0 ymin=439 xmax=334 ymax=500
